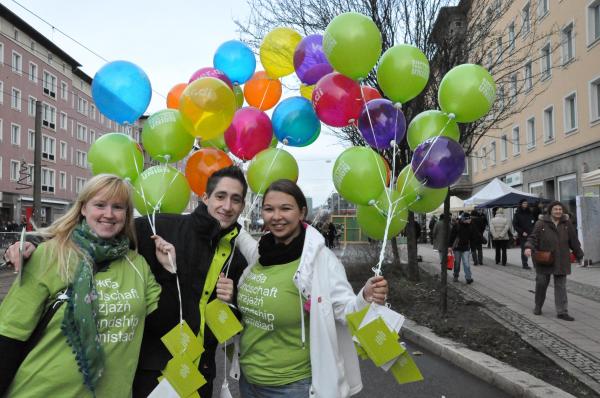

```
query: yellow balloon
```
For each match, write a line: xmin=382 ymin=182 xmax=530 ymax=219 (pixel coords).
xmin=260 ymin=27 xmax=302 ymax=78
xmin=300 ymin=84 xmax=315 ymax=100
xmin=178 ymin=77 xmax=236 ymax=140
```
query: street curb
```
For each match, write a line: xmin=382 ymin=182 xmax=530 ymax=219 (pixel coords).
xmin=401 ymin=319 xmax=575 ymax=398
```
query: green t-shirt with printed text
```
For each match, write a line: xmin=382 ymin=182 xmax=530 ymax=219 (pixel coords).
xmin=0 ymin=242 xmax=161 ymax=398
xmin=238 ymin=259 xmax=311 ymax=386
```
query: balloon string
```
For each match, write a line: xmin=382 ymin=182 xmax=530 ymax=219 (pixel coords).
xmin=258 ymin=78 xmax=273 ymax=110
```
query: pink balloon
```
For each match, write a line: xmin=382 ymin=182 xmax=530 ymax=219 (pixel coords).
xmin=189 ymin=67 xmax=234 ymax=90
xmin=224 ymin=107 xmax=273 ymax=160
xmin=312 ymin=72 xmax=362 ymax=127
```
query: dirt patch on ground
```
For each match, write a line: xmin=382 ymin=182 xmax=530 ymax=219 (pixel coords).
xmin=346 ymin=262 xmax=599 ymax=398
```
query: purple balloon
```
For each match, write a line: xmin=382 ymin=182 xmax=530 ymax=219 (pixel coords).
xmin=189 ymin=67 xmax=233 ymax=90
xmin=411 ymin=136 xmax=465 ymax=188
xmin=294 ymin=35 xmax=333 ymax=85
xmin=358 ymin=99 xmax=406 ymax=149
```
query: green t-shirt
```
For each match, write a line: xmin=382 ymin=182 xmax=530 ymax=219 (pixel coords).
xmin=0 ymin=242 xmax=161 ymax=398
xmin=238 ymin=259 xmax=311 ymax=386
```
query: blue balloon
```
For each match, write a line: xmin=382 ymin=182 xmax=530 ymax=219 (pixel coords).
xmin=272 ymin=97 xmax=321 ymax=147
xmin=91 ymin=61 xmax=152 ymax=124
xmin=213 ymin=40 xmax=256 ymax=85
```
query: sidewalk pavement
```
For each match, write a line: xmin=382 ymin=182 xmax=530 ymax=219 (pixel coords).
xmin=417 ymin=244 xmax=600 ymax=394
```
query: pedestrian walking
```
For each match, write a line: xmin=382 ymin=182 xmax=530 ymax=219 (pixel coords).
xmin=524 ymin=201 xmax=583 ymax=321
xmin=490 ymin=208 xmax=510 ymax=266
xmin=432 ymin=215 xmax=449 ymax=264
xmin=513 ymin=199 xmax=536 ymax=269
xmin=470 ymin=210 xmax=487 ymax=265
xmin=449 ymin=213 xmax=477 ymax=284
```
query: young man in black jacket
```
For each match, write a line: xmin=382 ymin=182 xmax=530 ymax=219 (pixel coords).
xmin=513 ymin=199 xmax=536 ymax=269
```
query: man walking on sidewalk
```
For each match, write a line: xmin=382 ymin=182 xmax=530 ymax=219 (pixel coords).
xmin=513 ymin=199 xmax=536 ymax=269
xmin=449 ymin=213 xmax=477 ymax=284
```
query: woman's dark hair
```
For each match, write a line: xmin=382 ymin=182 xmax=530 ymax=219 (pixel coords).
xmin=263 ymin=179 xmax=307 ymax=211
xmin=546 ymin=200 xmax=565 ymax=214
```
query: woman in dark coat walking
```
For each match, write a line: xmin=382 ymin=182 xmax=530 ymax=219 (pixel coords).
xmin=524 ymin=201 xmax=583 ymax=321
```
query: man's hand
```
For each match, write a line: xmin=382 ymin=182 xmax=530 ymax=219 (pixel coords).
xmin=216 ymin=273 xmax=234 ymax=303
xmin=3 ymin=241 xmax=35 ymax=273
xmin=151 ymin=235 xmax=177 ymax=273
xmin=522 ymin=232 xmax=528 ymax=237
xmin=363 ymin=275 xmax=389 ymax=305
xmin=524 ymin=248 xmax=532 ymax=257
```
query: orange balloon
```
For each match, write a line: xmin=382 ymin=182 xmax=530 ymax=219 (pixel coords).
xmin=167 ymin=83 xmax=187 ymax=109
xmin=243 ymin=71 xmax=282 ymax=111
xmin=360 ymin=85 xmax=382 ymax=104
xmin=185 ymin=148 xmax=233 ymax=196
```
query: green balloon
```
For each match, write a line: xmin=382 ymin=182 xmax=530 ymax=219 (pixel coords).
xmin=377 ymin=44 xmax=430 ymax=104
xmin=407 ymin=110 xmax=461 ymax=151
xmin=142 ymin=109 xmax=195 ymax=163
xmin=200 ymin=134 xmax=228 ymax=151
xmin=323 ymin=12 xmax=382 ymax=80
xmin=247 ymin=148 xmax=299 ymax=194
xmin=269 ymin=134 xmax=278 ymax=148
xmin=357 ymin=189 xmax=408 ymax=240
xmin=438 ymin=64 xmax=496 ymax=123
xmin=132 ymin=165 xmax=190 ymax=215
xmin=233 ymin=85 xmax=244 ymax=109
xmin=333 ymin=146 xmax=386 ymax=206
xmin=88 ymin=132 xmax=144 ymax=181
xmin=396 ymin=165 xmax=448 ymax=213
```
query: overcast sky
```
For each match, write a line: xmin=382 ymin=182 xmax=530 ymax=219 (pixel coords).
xmin=3 ymin=0 xmax=346 ymax=206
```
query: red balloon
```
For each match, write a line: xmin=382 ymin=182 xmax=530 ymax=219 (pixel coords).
xmin=224 ymin=107 xmax=273 ymax=161
xmin=360 ymin=85 xmax=382 ymax=104
xmin=185 ymin=148 xmax=233 ymax=196
xmin=312 ymin=72 xmax=362 ymax=127
xmin=189 ymin=67 xmax=234 ymax=90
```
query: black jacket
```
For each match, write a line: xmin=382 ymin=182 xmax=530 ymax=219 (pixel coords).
xmin=449 ymin=222 xmax=478 ymax=251
xmin=513 ymin=208 xmax=536 ymax=236
xmin=135 ymin=203 xmax=247 ymax=385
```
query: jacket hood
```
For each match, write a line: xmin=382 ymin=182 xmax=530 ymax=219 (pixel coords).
xmin=539 ymin=214 xmax=570 ymax=222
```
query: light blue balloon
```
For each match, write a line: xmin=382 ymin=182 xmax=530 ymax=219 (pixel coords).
xmin=213 ymin=40 xmax=256 ymax=85
xmin=91 ymin=60 xmax=152 ymax=124
xmin=272 ymin=97 xmax=321 ymax=147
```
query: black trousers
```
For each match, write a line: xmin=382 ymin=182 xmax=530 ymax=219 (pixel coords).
xmin=520 ymin=236 xmax=530 ymax=266
xmin=494 ymin=240 xmax=507 ymax=265
xmin=470 ymin=243 xmax=483 ymax=265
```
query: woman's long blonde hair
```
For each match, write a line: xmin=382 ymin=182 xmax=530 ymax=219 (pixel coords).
xmin=34 ymin=174 xmax=137 ymax=282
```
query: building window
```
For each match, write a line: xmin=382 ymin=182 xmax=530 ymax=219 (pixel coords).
xmin=42 ymin=103 xmax=57 ymax=130
xmin=90 ymin=130 xmax=96 ymax=143
xmin=0 ymin=156 xmax=2 ymax=179
xmin=497 ymin=85 xmax=505 ymax=111
xmin=496 ymin=37 xmax=503 ymax=63
xmin=500 ymin=134 xmax=508 ymax=160
xmin=61 ymin=82 xmax=68 ymax=100
xmin=512 ymin=126 xmax=521 ymax=155
xmin=10 ymin=160 xmax=20 ymax=181
xmin=28 ymin=96 xmax=37 ymax=116
xmin=590 ymin=76 xmax=600 ymax=123
xmin=0 ymin=119 xmax=3 ymax=143
xmin=481 ymin=148 xmax=488 ymax=170
xmin=541 ymin=43 xmax=551 ymax=79
xmin=28 ymin=130 xmax=35 ymax=150
xmin=522 ymin=2 xmax=531 ymax=36
xmin=543 ymin=106 xmax=555 ymax=142
xmin=59 ymin=172 xmax=67 ymax=190
xmin=508 ymin=22 xmax=516 ymax=52
xmin=11 ymin=51 xmax=22 ymax=74
xmin=538 ymin=0 xmax=549 ymax=17
xmin=524 ymin=61 xmax=533 ymax=91
xmin=76 ymin=151 xmax=88 ymax=168
xmin=11 ymin=88 xmax=22 ymax=111
xmin=558 ymin=174 xmax=577 ymax=214
xmin=11 ymin=124 xmax=21 ymax=146
xmin=564 ymin=92 xmax=578 ymax=132
xmin=90 ymin=105 xmax=96 ymax=120
xmin=76 ymin=124 xmax=88 ymax=141
xmin=42 ymin=135 xmax=56 ymax=161
xmin=529 ymin=181 xmax=543 ymax=197
xmin=527 ymin=117 xmax=536 ymax=148
xmin=510 ymin=73 xmax=518 ymax=101
xmin=29 ymin=62 xmax=38 ymax=83
xmin=588 ymin=1 xmax=600 ymax=44
xmin=75 ymin=177 xmax=86 ymax=194
xmin=43 ymin=71 xmax=57 ymax=99
xmin=490 ymin=141 xmax=497 ymax=165
xmin=41 ymin=168 xmax=55 ymax=193
xmin=0 ymin=43 xmax=4 ymax=65
xmin=60 ymin=141 xmax=68 ymax=160
xmin=562 ymin=23 xmax=574 ymax=65
xmin=77 ymin=97 xmax=89 ymax=115
xmin=0 ymin=81 xmax=3 ymax=104
xmin=472 ymin=153 xmax=478 ymax=173
xmin=60 ymin=112 xmax=68 ymax=130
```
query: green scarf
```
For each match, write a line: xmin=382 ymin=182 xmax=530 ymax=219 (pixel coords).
xmin=61 ymin=220 xmax=129 ymax=393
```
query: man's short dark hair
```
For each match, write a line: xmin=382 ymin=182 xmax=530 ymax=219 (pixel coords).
xmin=205 ymin=166 xmax=248 ymax=198
xmin=519 ymin=199 xmax=528 ymax=205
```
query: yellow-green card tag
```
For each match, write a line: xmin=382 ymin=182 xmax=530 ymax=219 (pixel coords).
xmin=205 ymin=299 xmax=243 ymax=344
xmin=346 ymin=305 xmax=370 ymax=336
xmin=390 ymin=351 xmax=424 ymax=384
xmin=355 ymin=317 xmax=404 ymax=367
xmin=163 ymin=355 xmax=207 ymax=398
xmin=354 ymin=342 xmax=369 ymax=360
xmin=161 ymin=320 xmax=204 ymax=362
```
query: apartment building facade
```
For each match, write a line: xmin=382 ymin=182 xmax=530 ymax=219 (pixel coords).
xmin=0 ymin=4 xmax=145 ymax=225
xmin=469 ymin=0 xmax=600 ymax=216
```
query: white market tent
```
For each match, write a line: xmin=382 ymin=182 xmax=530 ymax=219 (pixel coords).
xmin=464 ymin=177 xmax=538 ymax=207
xmin=432 ymin=196 xmax=473 ymax=215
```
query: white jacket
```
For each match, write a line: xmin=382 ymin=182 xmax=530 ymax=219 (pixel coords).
xmin=234 ymin=225 xmax=367 ymax=397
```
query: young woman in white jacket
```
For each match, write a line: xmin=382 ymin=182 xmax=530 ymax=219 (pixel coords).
xmin=228 ymin=179 xmax=388 ymax=398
